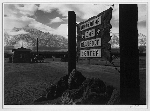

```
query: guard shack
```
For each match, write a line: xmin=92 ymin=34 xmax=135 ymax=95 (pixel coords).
xmin=12 ymin=47 xmax=31 ymax=63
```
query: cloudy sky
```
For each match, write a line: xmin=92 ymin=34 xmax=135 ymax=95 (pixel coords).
xmin=4 ymin=4 xmax=147 ymax=38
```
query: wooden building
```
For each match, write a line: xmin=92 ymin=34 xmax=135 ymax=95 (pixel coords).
xmin=12 ymin=47 xmax=31 ymax=63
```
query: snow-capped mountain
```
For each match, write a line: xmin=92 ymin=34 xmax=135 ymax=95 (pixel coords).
xmin=110 ymin=33 xmax=146 ymax=48
xmin=4 ymin=25 xmax=68 ymax=51
xmin=4 ymin=26 xmax=146 ymax=51
xmin=138 ymin=33 xmax=146 ymax=46
xmin=110 ymin=33 xmax=119 ymax=48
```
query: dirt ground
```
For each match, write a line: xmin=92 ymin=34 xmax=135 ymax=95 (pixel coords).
xmin=4 ymin=56 xmax=146 ymax=105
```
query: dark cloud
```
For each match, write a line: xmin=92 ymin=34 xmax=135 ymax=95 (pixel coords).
xmin=35 ymin=9 xmax=64 ymax=25
xmin=35 ymin=4 xmax=40 ymax=7
xmin=48 ymin=23 xmax=62 ymax=29
xmin=4 ymin=14 xmax=8 ymax=17
xmin=111 ymin=16 xmax=119 ymax=28
xmin=4 ymin=4 xmax=17 ymax=15
xmin=138 ymin=21 xmax=146 ymax=27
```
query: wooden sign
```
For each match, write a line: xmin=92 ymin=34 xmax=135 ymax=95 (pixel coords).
xmin=80 ymin=49 xmax=101 ymax=57
xmin=77 ymin=7 xmax=112 ymax=59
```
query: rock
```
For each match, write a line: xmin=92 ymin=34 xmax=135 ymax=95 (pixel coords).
xmin=105 ymin=85 xmax=115 ymax=100
xmin=79 ymin=78 xmax=107 ymax=96
xmin=34 ymin=69 xmax=120 ymax=105
xmin=46 ymin=75 xmax=69 ymax=100
xmin=61 ymin=88 xmax=84 ymax=104
xmin=61 ymin=78 xmax=108 ymax=105
xmin=68 ymin=69 xmax=86 ymax=90
xmin=88 ymin=78 xmax=106 ymax=93
xmin=80 ymin=78 xmax=107 ymax=104
xmin=34 ymin=96 xmax=47 ymax=104
xmin=81 ymin=92 xmax=108 ymax=105
xmin=55 ymin=74 xmax=69 ymax=97
xmin=46 ymin=84 xmax=57 ymax=100
xmin=61 ymin=90 xmax=73 ymax=104
xmin=33 ymin=84 xmax=57 ymax=104
xmin=106 ymin=88 xmax=120 ymax=105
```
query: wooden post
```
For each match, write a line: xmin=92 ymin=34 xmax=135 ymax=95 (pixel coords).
xmin=68 ymin=11 xmax=76 ymax=74
xmin=119 ymin=4 xmax=140 ymax=104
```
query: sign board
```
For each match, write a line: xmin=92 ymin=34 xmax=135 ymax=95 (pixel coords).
xmin=77 ymin=7 xmax=112 ymax=59
xmin=80 ymin=16 xmax=101 ymax=31
xmin=80 ymin=38 xmax=101 ymax=48
xmin=80 ymin=49 xmax=101 ymax=57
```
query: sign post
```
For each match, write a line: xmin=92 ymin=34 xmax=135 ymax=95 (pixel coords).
xmin=119 ymin=4 xmax=140 ymax=104
xmin=68 ymin=11 xmax=76 ymax=74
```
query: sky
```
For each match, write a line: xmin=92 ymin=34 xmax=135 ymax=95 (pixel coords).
xmin=4 ymin=4 xmax=147 ymax=38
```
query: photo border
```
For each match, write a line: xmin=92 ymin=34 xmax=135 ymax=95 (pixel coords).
xmin=1 ymin=0 xmax=149 ymax=111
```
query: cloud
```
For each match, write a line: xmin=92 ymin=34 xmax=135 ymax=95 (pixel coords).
xmin=50 ymin=17 xmax=63 ymax=24
xmin=62 ymin=17 xmax=68 ymax=20
xmin=138 ymin=25 xmax=147 ymax=36
xmin=38 ymin=4 xmax=111 ymax=19
xmin=38 ymin=4 xmax=57 ymax=13
xmin=112 ymin=4 xmax=119 ymax=21
xmin=7 ymin=30 xmax=29 ymax=35
xmin=38 ymin=4 xmax=118 ymax=35
xmin=29 ymin=21 xmax=55 ymax=33
xmin=4 ymin=11 xmax=57 ymax=36
xmin=54 ymin=24 xmax=68 ymax=38
xmin=4 ymin=15 xmax=35 ymax=31
xmin=4 ymin=4 xmax=39 ymax=31
xmin=4 ymin=3 xmax=147 ymax=39
xmin=137 ymin=4 xmax=147 ymax=36
xmin=111 ymin=27 xmax=119 ymax=34
xmin=38 ymin=4 xmax=70 ymax=16
xmin=4 ymin=14 xmax=55 ymax=35
xmin=138 ymin=4 xmax=147 ymax=22
xmin=38 ymin=4 xmax=74 ymax=18
xmin=4 ymin=4 xmax=38 ymax=17
xmin=71 ymin=4 xmax=111 ymax=20
xmin=14 ymin=40 xmax=33 ymax=49
xmin=4 ymin=4 xmax=17 ymax=16
xmin=14 ymin=4 xmax=38 ymax=16
xmin=28 ymin=22 xmax=68 ymax=38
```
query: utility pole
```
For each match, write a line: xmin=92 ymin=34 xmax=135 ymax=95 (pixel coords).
xmin=37 ymin=38 xmax=38 ymax=56
xmin=119 ymin=4 xmax=140 ymax=104
xmin=22 ymin=41 xmax=23 ymax=48
xmin=68 ymin=11 xmax=76 ymax=74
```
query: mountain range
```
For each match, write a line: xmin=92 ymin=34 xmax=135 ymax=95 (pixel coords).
xmin=4 ymin=25 xmax=146 ymax=52
xmin=4 ymin=26 xmax=68 ymax=51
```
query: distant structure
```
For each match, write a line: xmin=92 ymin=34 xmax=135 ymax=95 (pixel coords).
xmin=12 ymin=47 xmax=32 ymax=63
xmin=9 ymin=38 xmax=45 ymax=63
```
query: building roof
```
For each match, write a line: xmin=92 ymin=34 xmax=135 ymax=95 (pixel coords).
xmin=12 ymin=47 xmax=31 ymax=52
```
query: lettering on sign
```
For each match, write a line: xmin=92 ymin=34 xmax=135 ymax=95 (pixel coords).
xmin=85 ymin=28 xmax=95 ymax=38
xmin=80 ymin=49 xmax=101 ymax=57
xmin=80 ymin=38 xmax=101 ymax=48
xmin=80 ymin=16 xmax=101 ymax=31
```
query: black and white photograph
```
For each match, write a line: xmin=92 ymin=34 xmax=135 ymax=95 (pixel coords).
xmin=2 ymin=1 xmax=148 ymax=110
